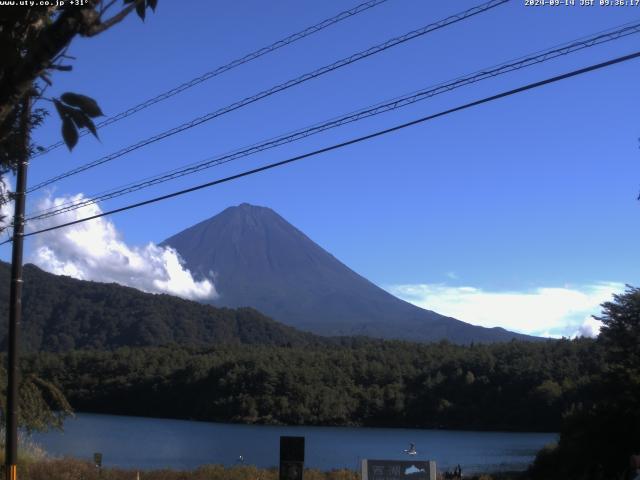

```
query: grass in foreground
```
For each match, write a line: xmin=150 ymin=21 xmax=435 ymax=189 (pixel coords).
xmin=12 ymin=458 xmax=358 ymax=480
xmin=3 ymin=457 xmax=531 ymax=480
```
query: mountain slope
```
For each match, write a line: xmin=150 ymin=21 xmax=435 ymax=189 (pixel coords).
xmin=0 ymin=262 xmax=322 ymax=352
xmin=162 ymin=203 xmax=536 ymax=343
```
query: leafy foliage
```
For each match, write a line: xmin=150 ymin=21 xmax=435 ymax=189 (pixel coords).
xmin=53 ymin=94 xmax=103 ymax=150
xmin=0 ymin=1 xmax=159 ymax=183
xmin=22 ymin=338 xmax=602 ymax=432
xmin=530 ymin=286 xmax=640 ymax=479
xmin=0 ymin=366 xmax=72 ymax=433
xmin=597 ymin=286 xmax=640 ymax=370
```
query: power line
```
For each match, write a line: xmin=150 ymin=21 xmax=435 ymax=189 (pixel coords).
xmin=27 ymin=0 xmax=509 ymax=193
xmin=32 ymin=0 xmax=391 ymax=158
xmin=6 ymin=49 xmax=638 ymax=246
xmin=25 ymin=20 xmax=640 ymax=222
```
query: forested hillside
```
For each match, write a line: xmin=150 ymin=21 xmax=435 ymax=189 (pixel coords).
xmin=23 ymin=337 xmax=599 ymax=432
xmin=0 ymin=262 xmax=321 ymax=351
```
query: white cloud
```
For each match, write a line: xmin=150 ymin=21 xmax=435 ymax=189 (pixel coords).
xmin=386 ymin=282 xmax=624 ymax=337
xmin=574 ymin=316 xmax=604 ymax=338
xmin=28 ymin=194 xmax=217 ymax=301
xmin=0 ymin=177 xmax=14 ymax=231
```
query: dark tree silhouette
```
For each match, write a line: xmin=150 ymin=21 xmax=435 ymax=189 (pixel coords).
xmin=531 ymin=286 xmax=640 ymax=480
xmin=0 ymin=1 xmax=158 ymax=224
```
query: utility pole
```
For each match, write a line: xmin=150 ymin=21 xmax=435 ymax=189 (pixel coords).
xmin=5 ymin=96 xmax=30 ymax=480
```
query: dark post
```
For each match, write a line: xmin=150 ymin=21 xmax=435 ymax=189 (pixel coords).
xmin=279 ymin=436 xmax=304 ymax=480
xmin=5 ymin=96 xmax=30 ymax=480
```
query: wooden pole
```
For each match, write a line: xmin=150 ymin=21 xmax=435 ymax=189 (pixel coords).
xmin=5 ymin=95 xmax=30 ymax=480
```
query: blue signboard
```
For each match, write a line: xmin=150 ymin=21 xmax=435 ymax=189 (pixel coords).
xmin=361 ymin=459 xmax=437 ymax=480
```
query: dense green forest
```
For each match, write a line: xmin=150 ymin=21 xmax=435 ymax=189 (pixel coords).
xmin=0 ymin=263 xmax=323 ymax=351
xmin=528 ymin=286 xmax=640 ymax=480
xmin=23 ymin=338 xmax=599 ymax=432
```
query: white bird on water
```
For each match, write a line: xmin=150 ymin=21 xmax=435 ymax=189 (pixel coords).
xmin=404 ymin=443 xmax=417 ymax=456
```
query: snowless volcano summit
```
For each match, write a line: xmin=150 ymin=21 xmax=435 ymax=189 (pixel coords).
xmin=162 ymin=203 xmax=535 ymax=343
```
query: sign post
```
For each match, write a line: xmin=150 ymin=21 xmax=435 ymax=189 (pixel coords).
xmin=279 ymin=436 xmax=305 ymax=480
xmin=361 ymin=459 xmax=437 ymax=480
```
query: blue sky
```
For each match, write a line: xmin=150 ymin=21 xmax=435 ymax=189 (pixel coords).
xmin=2 ymin=0 xmax=639 ymax=337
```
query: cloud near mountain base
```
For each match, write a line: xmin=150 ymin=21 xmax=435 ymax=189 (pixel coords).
xmin=387 ymin=282 xmax=625 ymax=338
xmin=28 ymin=194 xmax=217 ymax=301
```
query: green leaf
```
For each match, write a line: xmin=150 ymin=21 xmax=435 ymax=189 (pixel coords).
xmin=62 ymin=116 xmax=78 ymax=151
xmin=60 ymin=92 xmax=104 ymax=118
xmin=147 ymin=0 xmax=158 ymax=11
xmin=52 ymin=99 xmax=66 ymax=120
xmin=136 ymin=0 xmax=146 ymax=20
xmin=84 ymin=117 xmax=98 ymax=138
xmin=67 ymin=108 xmax=98 ymax=138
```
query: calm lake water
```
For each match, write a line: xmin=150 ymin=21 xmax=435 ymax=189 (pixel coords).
xmin=31 ymin=413 xmax=557 ymax=474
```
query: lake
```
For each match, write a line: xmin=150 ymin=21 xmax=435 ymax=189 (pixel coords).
xmin=31 ymin=413 xmax=557 ymax=474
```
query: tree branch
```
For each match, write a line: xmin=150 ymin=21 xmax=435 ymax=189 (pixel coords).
xmin=99 ymin=0 xmax=119 ymax=16
xmin=0 ymin=0 xmax=150 ymax=133
xmin=0 ymin=8 xmax=87 ymax=128
xmin=84 ymin=3 xmax=136 ymax=37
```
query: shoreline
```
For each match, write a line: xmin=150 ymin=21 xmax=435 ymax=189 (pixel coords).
xmin=65 ymin=410 xmax=560 ymax=435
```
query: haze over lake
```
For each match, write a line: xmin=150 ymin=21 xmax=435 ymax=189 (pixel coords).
xmin=32 ymin=413 xmax=557 ymax=474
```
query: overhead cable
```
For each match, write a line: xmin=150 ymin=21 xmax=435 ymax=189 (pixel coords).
xmin=25 ymin=20 xmax=640 ymax=221
xmin=27 ymin=0 xmax=509 ymax=193
xmin=32 ymin=0 xmax=391 ymax=158
xmin=6 ymin=49 xmax=638 ymax=245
